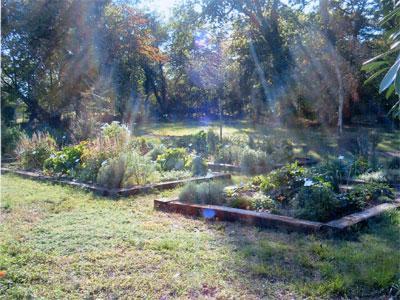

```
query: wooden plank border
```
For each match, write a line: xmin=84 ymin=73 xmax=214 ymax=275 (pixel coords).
xmin=1 ymin=168 xmax=231 ymax=197
xmin=154 ymin=197 xmax=400 ymax=234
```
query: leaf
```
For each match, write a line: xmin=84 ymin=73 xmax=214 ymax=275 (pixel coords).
xmin=379 ymin=7 xmax=400 ymax=26
xmin=363 ymin=49 xmax=398 ymax=65
xmin=379 ymin=59 xmax=400 ymax=93
xmin=385 ymin=84 xmax=395 ymax=99
xmin=395 ymin=69 xmax=400 ymax=95
xmin=361 ymin=61 xmax=387 ymax=72
xmin=391 ymin=41 xmax=400 ymax=50
xmin=364 ymin=68 xmax=388 ymax=85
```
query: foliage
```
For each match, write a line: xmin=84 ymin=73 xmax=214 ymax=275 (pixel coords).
xmin=347 ymin=182 xmax=395 ymax=211
xmin=15 ymin=132 xmax=56 ymax=170
xmin=97 ymin=151 xmax=157 ymax=188
xmin=156 ymin=148 xmax=189 ymax=171
xmin=250 ymin=193 xmax=276 ymax=212
xmin=357 ymin=171 xmax=388 ymax=183
xmin=191 ymin=155 xmax=208 ymax=176
xmin=206 ymin=129 xmax=219 ymax=154
xmin=192 ymin=130 xmax=207 ymax=154
xmin=294 ymin=183 xmax=340 ymax=222
xmin=1 ymin=124 xmax=23 ymax=155
xmin=179 ymin=182 xmax=226 ymax=205
xmin=239 ymin=147 xmax=270 ymax=175
xmin=147 ymin=143 xmax=167 ymax=161
xmin=215 ymin=144 xmax=243 ymax=165
xmin=44 ymin=142 xmax=87 ymax=175
xmin=259 ymin=162 xmax=306 ymax=204
xmin=158 ymin=170 xmax=191 ymax=182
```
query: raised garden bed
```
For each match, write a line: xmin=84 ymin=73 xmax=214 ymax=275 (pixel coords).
xmin=154 ymin=196 xmax=400 ymax=234
xmin=1 ymin=167 xmax=231 ymax=197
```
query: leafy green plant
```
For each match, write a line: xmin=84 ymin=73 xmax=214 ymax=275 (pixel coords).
xmin=240 ymin=147 xmax=270 ymax=175
xmin=1 ymin=124 xmax=23 ymax=155
xmin=192 ymin=130 xmax=207 ymax=154
xmin=215 ymin=144 xmax=243 ymax=165
xmin=157 ymin=148 xmax=189 ymax=171
xmin=294 ymin=183 xmax=340 ymax=222
xmin=147 ymin=143 xmax=167 ymax=161
xmin=15 ymin=132 xmax=57 ymax=170
xmin=207 ymin=129 xmax=219 ymax=154
xmin=250 ymin=193 xmax=276 ymax=212
xmin=44 ymin=142 xmax=87 ymax=175
xmin=191 ymin=155 xmax=208 ymax=176
xmin=347 ymin=182 xmax=395 ymax=211
xmin=179 ymin=182 xmax=226 ymax=205
xmin=96 ymin=153 xmax=127 ymax=188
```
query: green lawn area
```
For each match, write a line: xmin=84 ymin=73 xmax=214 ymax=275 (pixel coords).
xmin=139 ymin=121 xmax=399 ymax=161
xmin=1 ymin=174 xmax=399 ymax=299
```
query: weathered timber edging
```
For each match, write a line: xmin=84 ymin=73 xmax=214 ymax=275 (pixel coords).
xmin=1 ymin=168 xmax=231 ymax=197
xmin=154 ymin=197 xmax=400 ymax=233
xmin=154 ymin=198 xmax=323 ymax=233
xmin=207 ymin=157 xmax=319 ymax=173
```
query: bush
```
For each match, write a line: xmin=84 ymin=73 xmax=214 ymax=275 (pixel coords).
xmin=314 ymin=158 xmax=351 ymax=191
xmin=260 ymin=162 xmax=305 ymax=204
xmin=357 ymin=171 xmax=387 ymax=183
xmin=1 ymin=124 xmax=23 ymax=155
xmin=158 ymin=170 xmax=191 ymax=182
xmin=207 ymin=129 xmax=219 ymax=154
xmin=147 ymin=143 xmax=167 ymax=161
xmin=191 ymin=155 xmax=208 ymax=176
xmin=157 ymin=148 xmax=189 ymax=171
xmin=179 ymin=182 xmax=226 ymax=205
xmin=347 ymin=182 xmax=395 ymax=211
xmin=96 ymin=151 xmax=157 ymax=188
xmin=192 ymin=130 xmax=207 ymax=154
xmin=294 ymin=183 xmax=340 ymax=222
xmin=215 ymin=144 xmax=243 ymax=165
xmin=250 ymin=193 xmax=276 ymax=212
xmin=16 ymin=132 xmax=57 ymax=170
xmin=101 ymin=121 xmax=130 ymax=139
xmin=44 ymin=142 xmax=87 ymax=175
xmin=240 ymin=147 xmax=270 ymax=175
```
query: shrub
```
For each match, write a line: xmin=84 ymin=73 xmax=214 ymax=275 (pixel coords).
xmin=207 ymin=129 xmax=219 ymax=154
xmin=357 ymin=171 xmax=387 ymax=183
xmin=260 ymin=162 xmax=305 ymax=203
xmin=157 ymin=148 xmax=189 ymax=171
xmin=123 ymin=151 xmax=157 ymax=186
xmin=101 ymin=121 xmax=130 ymax=139
xmin=347 ymin=182 xmax=395 ymax=211
xmin=230 ymin=197 xmax=251 ymax=209
xmin=96 ymin=151 xmax=157 ymax=188
xmin=240 ymin=147 xmax=270 ymax=175
xmin=44 ymin=142 xmax=87 ymax=175
xmin=192 ymin=130 xmax=207 ymax=154
xmin=179 ymin=182 xmax=226 ymax=205
xmin=250 ymin=193 xmax=276 ymax=212
xmin=1 ymin=124 xmax=23 ymax=155
xmin=191 ymin=155 xmax=208 ymax=176
xmin=215 ymin=144 xmax=243 ymax=165
xmin=294 ymin=183 xmax=340 ymax=222
xmin=314 ymin=158 xmax=351 ymax=191
xmin=15 ymin=132 xmax=56 ymax=170
xmin=147 ymin=143 xmax=167 ymax=161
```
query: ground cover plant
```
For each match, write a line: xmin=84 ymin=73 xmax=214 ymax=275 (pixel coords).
xmin=1 ymin=174 xmax=399 ymax=299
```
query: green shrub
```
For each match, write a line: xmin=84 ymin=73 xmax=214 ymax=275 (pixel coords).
xmin=347 ymin=182 xmax=395 ymax=211
xmin=158 ymin=170 xmax=191 ymax=182
xmin=230 ymin=197 xmax=251 ymax=209
xmin=101 ymin=121 xmax=130 ymax=139
xmin=16 ymin=132 xmax=56 ymax=170
xmin=314 ymin=158 xmax=351 ymax=191
xmin=44 ymin=142 xmax=87 ymax=175
xmin=179 ymin=182 xmax=226 ymax=205
xmin=157 ymin=148 xmax=189 ymax=171
xmin=207 ymin=129 xmax=219 ymax=154
xmin=294 ymin=183 xmax=340 ymax=222
xmin=96 ymin=151 xmax=157 ymax=188
xmin=192 ymin=130 xmax=207 ymax=154
xmin=1 ymin=124 xmax=23 ymax=155
xmin=250 ymin=193 xmax=276 ymax=212
xmin=357 ymin=171 xmax=387 ymax=183
xmin=215 ymin=144 xmax=243 ymax=165
xmin=147 ymin=143 xmax=166 ymax=161
xmin=240 ymin=147 xmax=270 ymax=175
xmin=260 ymin=162 xmax=305 ymax=203
xmin=191 ymin=155 xmax=208 ymax=176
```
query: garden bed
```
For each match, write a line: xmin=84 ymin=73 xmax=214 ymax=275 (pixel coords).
xmin=154 ymin=196 xmax=400 ymax=234
xmin=1 ymin=167 xmax=231 ymax=197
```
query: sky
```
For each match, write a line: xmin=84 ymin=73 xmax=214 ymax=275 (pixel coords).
xmin=138 ymin=0 xmax=179 ymax=20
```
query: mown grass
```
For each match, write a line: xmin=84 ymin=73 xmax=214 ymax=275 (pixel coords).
xmin=140 ymin=121 xmax=399 ymax=160
xmin=1 ymin=174 xmax=399 ymax=299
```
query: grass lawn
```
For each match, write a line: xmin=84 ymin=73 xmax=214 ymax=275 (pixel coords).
xmin=140 ymin=121 xmax=399 ymax=160
xmin=1 ymin=174 xmax=399 ymax=299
